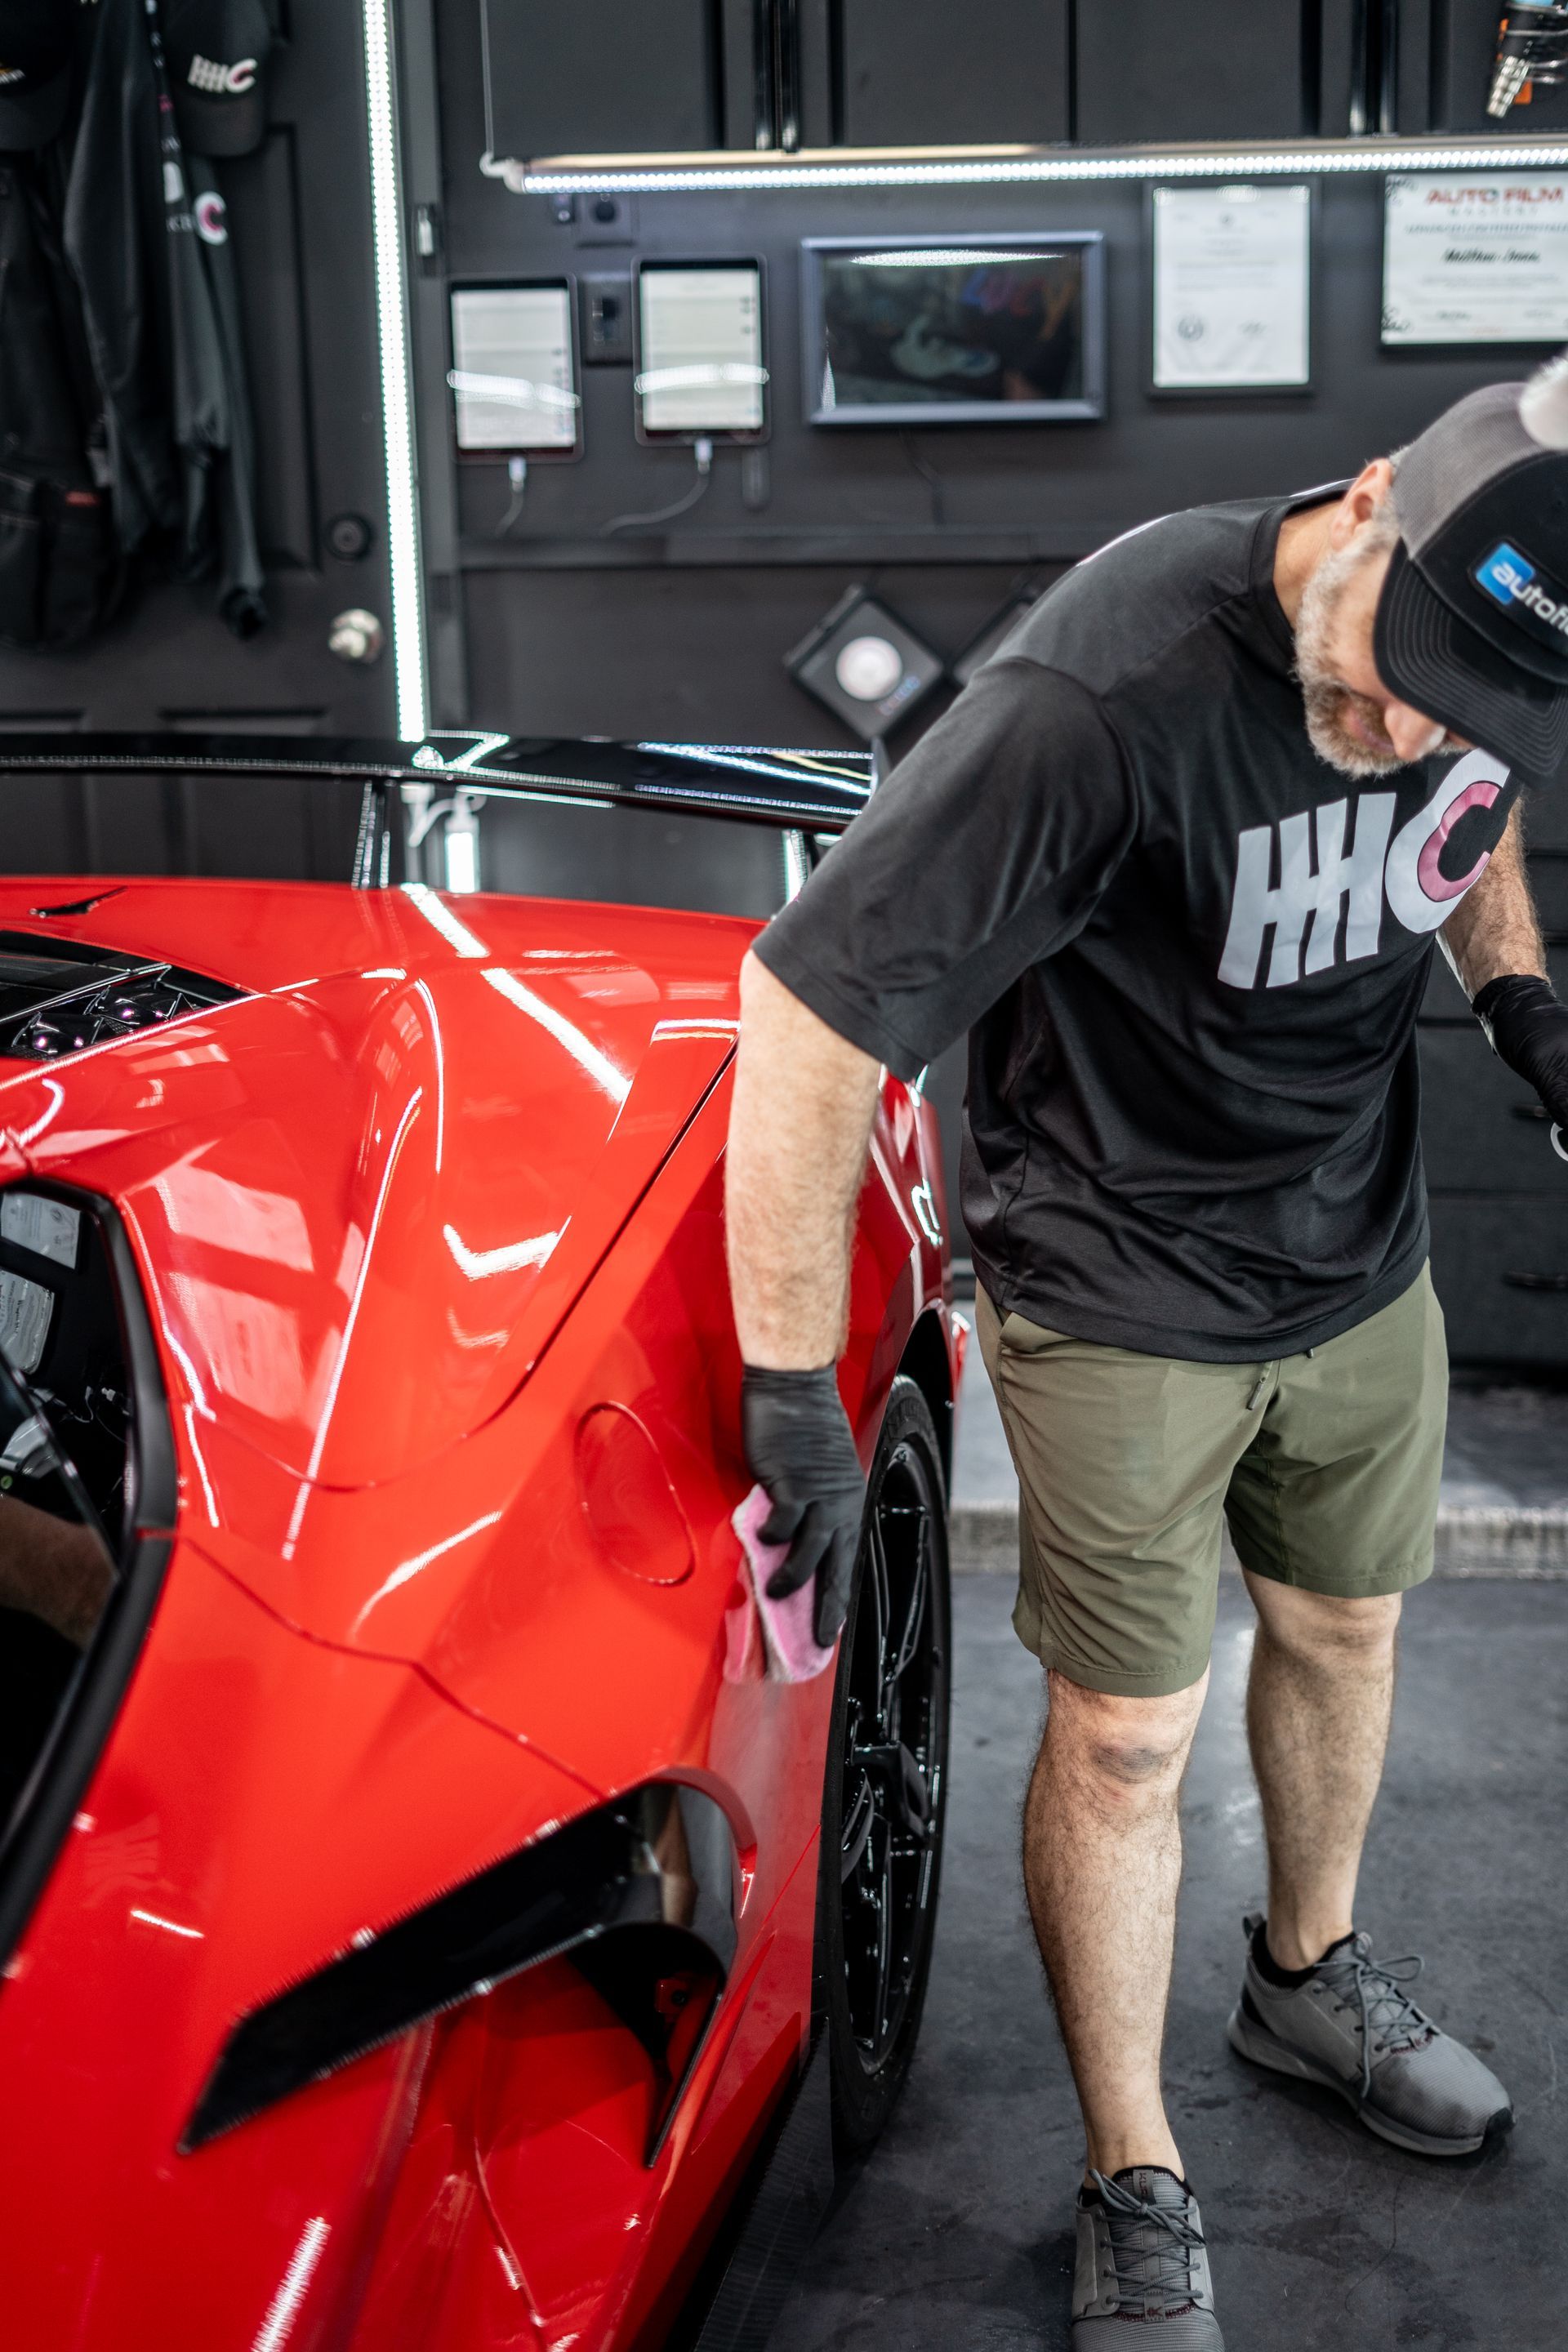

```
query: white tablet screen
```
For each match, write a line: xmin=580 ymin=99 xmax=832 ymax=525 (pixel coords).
xmin=450 ymin=284 xmax=579 ymax=452
xmin=637 ymin=265 xmax=766 ymax=435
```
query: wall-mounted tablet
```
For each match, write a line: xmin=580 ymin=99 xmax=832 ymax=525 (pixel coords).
xmin=448 ymin=281 xmax=582 ymax=457
xmin=801 ymin=236 xmax=1105 ymax=426
xmin=634 ymin=261 xmax=769 ymax=444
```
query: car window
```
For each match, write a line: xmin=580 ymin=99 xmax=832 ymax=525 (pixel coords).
xmin=0 ymin=1196 xmax=127 ymax=1846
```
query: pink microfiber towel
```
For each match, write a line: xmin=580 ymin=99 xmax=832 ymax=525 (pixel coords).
xmin=731 ymin=1483 xmax=836 ymax=1685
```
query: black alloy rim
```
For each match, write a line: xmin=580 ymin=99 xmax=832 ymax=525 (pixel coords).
xmin=838 ymin=1435 xmax=947 ymax=2071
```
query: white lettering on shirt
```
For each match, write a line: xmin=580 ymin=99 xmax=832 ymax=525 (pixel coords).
xmin=1218 ymin=793 xmax=1395 ymax=989
xmin=1218 ymin=751 xmax=1510 ymax=989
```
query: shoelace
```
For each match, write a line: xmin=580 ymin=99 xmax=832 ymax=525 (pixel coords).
xmin=1313 ymin=1934 xmax=1434 ymax=2100
xmin=1087 ymin=2172 xmax=1206 ymax=2316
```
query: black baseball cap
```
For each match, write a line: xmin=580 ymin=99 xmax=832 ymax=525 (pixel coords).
xmin=161 ymin=0 xmax=271 ymax=158
xmin=1375 ymin=367 xmax=1568 ymax=780
xmin=0 ymin=0 xmax=74 ymax=151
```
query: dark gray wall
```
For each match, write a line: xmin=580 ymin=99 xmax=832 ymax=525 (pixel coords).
xmin=431 ymin=0 xmax=1542 ymax=755
xmin=425 ymin=0 xmax=1568 ymax=1329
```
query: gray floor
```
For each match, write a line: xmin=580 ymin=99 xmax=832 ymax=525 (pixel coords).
xmin=772 ymin=1575 xmax=1566 ymax=2352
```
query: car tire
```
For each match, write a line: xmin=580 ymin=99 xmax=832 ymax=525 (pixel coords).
xmin=815 ymin=1374 xmax=951 ymax=2158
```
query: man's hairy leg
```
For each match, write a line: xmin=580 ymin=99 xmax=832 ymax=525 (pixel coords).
xmin=1023 ymin=1668 xmax=1209 ymax=2182
xmin=1242 ymin=1574 xmax=1401 ymax=1969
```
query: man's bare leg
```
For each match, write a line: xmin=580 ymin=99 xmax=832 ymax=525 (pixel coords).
xmin=1022 ymin=1668 xmax=1209 ymax=2181
xmin=1242 ymin=1575 xmax=1401 ymax=1970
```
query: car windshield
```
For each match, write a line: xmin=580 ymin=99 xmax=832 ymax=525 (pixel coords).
xmin=0 ymin=752 xmax=843 ymax=922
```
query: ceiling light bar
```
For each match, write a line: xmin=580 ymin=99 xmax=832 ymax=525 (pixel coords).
xmin=482 ymin=136 xmax=1568 ymax=197
xmin=363 ymin=0 xmax=429 ymax=742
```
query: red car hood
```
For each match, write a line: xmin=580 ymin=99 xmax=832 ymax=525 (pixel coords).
xmin=0 ymin=879 xmax=743 ymax=1489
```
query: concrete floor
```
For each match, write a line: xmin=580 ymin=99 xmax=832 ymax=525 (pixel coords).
xmin=772 ymin=1575 xmax=1566 ymax=2352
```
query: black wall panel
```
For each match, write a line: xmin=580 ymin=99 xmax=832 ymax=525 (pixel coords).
xmin=1076 ymin=0 xmax=1320 ymax=143
xmin=1391 ymin=0 xmax=1434 ymax=134
xmin=483 ymin=0 xmax=727 ymax=158
xmin=835 ymin=0 xmax=1070 ymax=148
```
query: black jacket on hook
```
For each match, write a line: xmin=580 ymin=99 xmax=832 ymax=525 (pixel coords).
xmin=63 ymin=0 xmax=266 ymax=634
xmin=0 ymin=154 xmax=116 ymax=648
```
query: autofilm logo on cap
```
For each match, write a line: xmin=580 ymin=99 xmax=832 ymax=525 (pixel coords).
xmin=1473 ymin=539 xmax=1568 ymax=654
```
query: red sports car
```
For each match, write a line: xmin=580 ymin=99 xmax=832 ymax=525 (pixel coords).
xmin=0 ymin=733 xmax=961 ymax=2352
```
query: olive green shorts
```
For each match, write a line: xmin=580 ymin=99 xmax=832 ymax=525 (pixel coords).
xmin=975 ymin=1267 xmax=1447 ymax=1698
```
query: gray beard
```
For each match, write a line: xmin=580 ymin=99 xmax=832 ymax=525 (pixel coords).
xmin=1293 ymin=540 xmax=1409 ymax=779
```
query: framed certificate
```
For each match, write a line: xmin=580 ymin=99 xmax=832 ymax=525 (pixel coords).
xmin=1150 ymin=183 xmax=1312 ymax=394
xmin=1383 ymin=172 xmax=1568 ymax=345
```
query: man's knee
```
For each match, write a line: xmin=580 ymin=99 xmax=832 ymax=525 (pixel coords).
xmin=1250 ymin=1577 xmax=1402 ymax=1666
xmin=1043 ymin=1668 xmax=1208 ymax=1805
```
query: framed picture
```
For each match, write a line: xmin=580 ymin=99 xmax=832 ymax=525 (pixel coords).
xmin=1383 ymin=172 xmax=1568 ymax=345
xmin=1149 ymin=183 xmax=1313 ymax=395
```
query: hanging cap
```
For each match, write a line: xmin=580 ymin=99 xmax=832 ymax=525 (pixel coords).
xmin=1374 ymin=362 xmax=1568 ymax=778
xmin=160 ymin=0 xmax=271 ymax=158
xmin=0 ymin=0 xmax=74 ymax=151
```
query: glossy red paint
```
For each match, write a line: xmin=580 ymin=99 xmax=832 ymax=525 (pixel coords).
xmin=0 ymin=876 xmax=958 ymax=2352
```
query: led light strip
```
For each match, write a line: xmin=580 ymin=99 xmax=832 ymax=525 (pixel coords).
xmin=485 ymin=137 xmax=1568 ymax=197
xmin=363 ymin=0 xmax=428 ymax=742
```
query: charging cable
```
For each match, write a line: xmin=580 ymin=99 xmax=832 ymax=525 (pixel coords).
xmin=603 ymin=437 xmax=715 ymax=535
xmin=495 ymin=456 xmax=528 ymax=537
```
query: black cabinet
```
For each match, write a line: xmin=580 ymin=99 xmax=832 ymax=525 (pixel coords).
xmin=828 ymin=0 xmax=1070 ymax=148
xmin=1422 ymin=839 xmax=1568 ymax=1368
xmin=477 ymin=0 xmax=1568 ymax=162
xmin=1428 ymin=1197 xmax=1568 ymax=1365
xmin=1075 ymin=0 xmax=1320 ymax=145
xmin=1419 ymin=1027 xmax=1560 ymax=1190
xmin=483 ymin=0 xmax=755 ymax=158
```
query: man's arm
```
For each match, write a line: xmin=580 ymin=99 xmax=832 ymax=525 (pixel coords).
xmin=727 ymin=951 xmax=882 ymax=1368
xmin=724 ymin=951 xmax=883 ymax=1646
xmin=1441 ymin=800 xmax=1568 ymax=1134
xmin=1439 ymin=803 xmax=1544 ymax=996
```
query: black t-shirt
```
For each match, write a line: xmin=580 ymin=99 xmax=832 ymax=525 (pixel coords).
xmin=754 ymin=491 xmax=1520 ymax=1361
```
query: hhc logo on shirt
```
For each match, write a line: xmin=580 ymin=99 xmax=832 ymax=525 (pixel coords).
xmin=1472 ymin=539 xmax=1568 ymax=645
xmin=1218 ymin=754 xmax=1509 ymax=989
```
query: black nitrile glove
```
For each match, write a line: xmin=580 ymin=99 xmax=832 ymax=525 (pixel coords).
xmin=1474 ymin=974 xmax=1568 ymax=1129
xmin=741 ymin=1365 xmax=866 ymax=1647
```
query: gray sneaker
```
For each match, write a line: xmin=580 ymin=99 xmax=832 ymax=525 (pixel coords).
xmin=1227 ymin=1911 xmax=1512 ymax=2156
xmin=1072 ymin=2167 xmax=1223 ymax=2348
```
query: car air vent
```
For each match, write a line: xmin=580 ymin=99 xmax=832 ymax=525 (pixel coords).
xmin=0 ymin=933 xmax=242 ymax=1062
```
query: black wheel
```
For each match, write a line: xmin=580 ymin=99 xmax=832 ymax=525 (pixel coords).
xmin=817 ymin=1375 xmax=951 ymax=2156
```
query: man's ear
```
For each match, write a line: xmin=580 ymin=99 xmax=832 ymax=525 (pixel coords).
xmin=1328 ymin=457 xmax=1396 ymax=552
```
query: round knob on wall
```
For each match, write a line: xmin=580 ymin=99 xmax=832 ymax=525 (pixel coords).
xmin=327 ymin=608 xmax=385 ymax=665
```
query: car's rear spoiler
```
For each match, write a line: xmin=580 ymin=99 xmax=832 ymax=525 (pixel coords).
xmin=0 ymin=732 xmax=879 ymax=835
